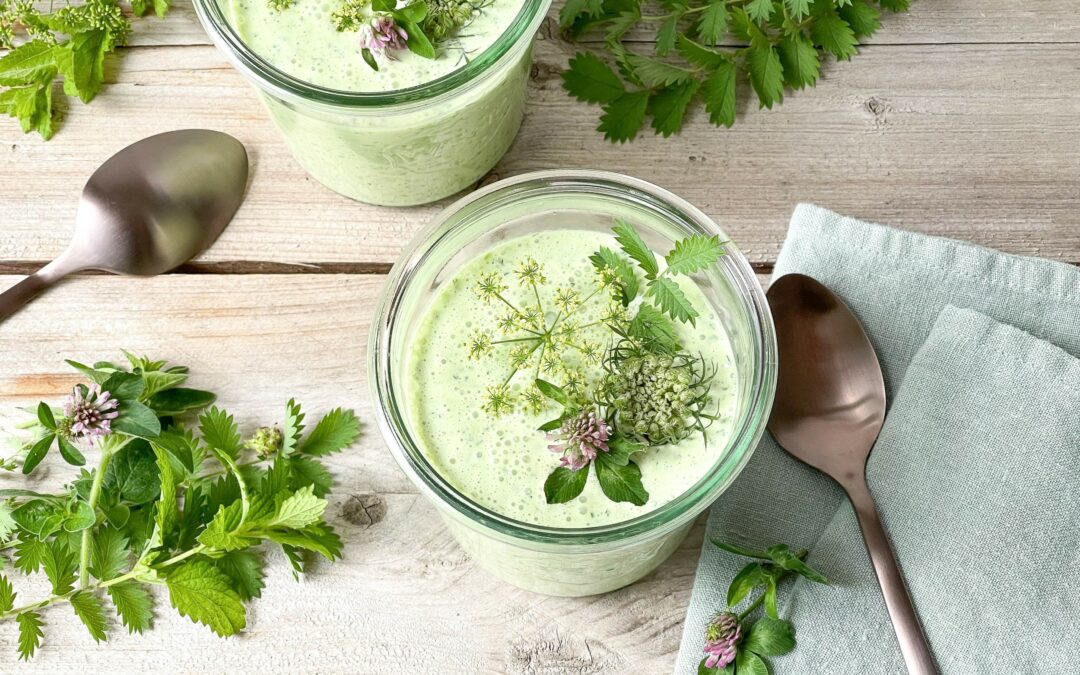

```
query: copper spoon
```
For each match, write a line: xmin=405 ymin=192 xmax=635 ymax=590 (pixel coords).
xmin=766 ymin=273 xmax=937 ymax=675
xmin=0 ymin=129 xmax=248 ymax=323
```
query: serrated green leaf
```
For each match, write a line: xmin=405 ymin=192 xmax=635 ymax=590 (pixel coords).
xmin=198 ymin=407 xmax=242 ymax=458
xmin=268 ymin=485 xmax=326 ymax=529
xmin=0 ymin=74 xmax=55 ymax=139
xmin=656 ymin=13 xmax=681 ymax=56
xmin=55 ymin=29 xmax=107 ymax=104
xmin=628 ymin=303 xmax=682 ymax=353
xmin=702 ymin=60 xmax=737 ymax=128
xmin=839 ymin=0 xmax=881 ymax=37
xmin=198 ymin=502 xmax=255 ymax=551
xmin=647 ymin=277 xmax=700 ymax=325
xmin=665 ymin=234 xmax=725 ymax=275
xmin=70 ymin=591 xmax=108 ymax=643
xmin=282 ymin=399 xmax=305 ymax=457
xmin=676 ymin=35 xmax=727 ymax=70
xmin=0 ymin=574 xmax=15 ymax=613
xmin=778 ymin=31 xmax=820 ymax=89
xmin=0 ymin=502 xmax=15 ymax=542
xmin=589 ymin=247 xmax=638 ymax=305
xmin=287 ymin=456 xmax=333 ymax=498
xmin=598 ymin=90 xmax=649 ymax=143
xmin=746 ymin=38 xmax=784 ymax=109
xmin=90 ymin=527 xmax=129 ymax=580
xmin=216 ymin=550 xmax=264 ymax=601
xmin=543 ymin=466 xmax=588 ymax=504
xmin=107 ymin=580 xmax=153 ymax=634
xmin=299 ymin=408 xmax=360 ymax=457
xmin=17 ymin=610 xmax=44 ymax=660
xmin=0 ymin=41 xmax=56 ymax=86
xmin=42 ymin=539 xmax=76 ymax=595
xmin=264 ymin=523 xmax=342 ymax=561
xmin=562 ymin=52 xmax=625 ymax=104
xmin=612 ymin=220 xmax=659 ymax=278
xmin=811 ymin=12 xmax=858 ymax=60
xmin=746 ymin=0 xmax=773 ymax=22
xmin=878 ymin=0 xmax=909 ymax=11
xmin=622 ymin=53 xmax=695 ymax=88
xmin=165 ymin=560 xmax=246 ymax=637
xmin=153 ymin=444 xmax=178 ymax=544
xmin=696 ymin=1 xmax=729 ymax=45
xmin=785 ymin=0 xmax=811 ymax=19
xmin=559 ymin=0 xmax=604 ymax=28
xmin=595 ymin=458 xmax=649 ymax=505
xmin=649 ymin=79 xmax=699 ymax=137
xmin=14 ymin=537 xmax=47 ymax=574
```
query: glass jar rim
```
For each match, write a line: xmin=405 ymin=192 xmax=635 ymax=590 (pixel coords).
xmin=370 ymin=170 xmax=777 ymax=546
xmin=192 ymin=0 xmax=550 ymax=108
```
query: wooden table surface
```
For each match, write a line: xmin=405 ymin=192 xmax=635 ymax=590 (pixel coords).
xmin=0 ymin=1 xmax=1077 ymax=671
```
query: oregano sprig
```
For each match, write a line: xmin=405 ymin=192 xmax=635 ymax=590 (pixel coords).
xmin=560 ymin=0 xmax=913 ymax=142
xmin=0 ymin=353 xmax=362 ymax=659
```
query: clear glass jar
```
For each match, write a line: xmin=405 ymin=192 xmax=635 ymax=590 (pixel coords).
xmin=193 ymin=0 xmax=550 ymax=206
xmin=370 ymin=171 xmax=776 ymax=596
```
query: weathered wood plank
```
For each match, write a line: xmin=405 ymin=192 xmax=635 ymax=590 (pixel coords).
xmin=3 ymin=41 xmax=1077 ymax=268
xmin=122 ymin=0 xmax=1080 ymax=49
xmin=0 ymin=274 xmax=710 ymax=673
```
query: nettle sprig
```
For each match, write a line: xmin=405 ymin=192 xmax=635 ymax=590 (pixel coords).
xmin=274 ymin=0 xmax=485 ymax=71
xmin=699 ymin=540 xmax=829 ymax=674
xmin=560 ymin=0 xmax=913 ymax=142
xmin=0 ymin=353 xmax=360 ymax=660
xmin=466 ymin=220 xmax=728 ymax=507
xmin=0 ymin=0 xmax=170 ymax=140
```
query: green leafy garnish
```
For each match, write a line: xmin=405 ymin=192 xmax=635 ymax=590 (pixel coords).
xmin=560 ymin=0 xmax=913 ymax=142
xmin=0 ymin=354 xmax=362 ymax=659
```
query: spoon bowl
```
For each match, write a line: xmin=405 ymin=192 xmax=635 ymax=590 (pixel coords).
xmin=767 ymin=273 xmax=937 ymax=675
xmin=0 ymin=129 xmax=248 ymax=322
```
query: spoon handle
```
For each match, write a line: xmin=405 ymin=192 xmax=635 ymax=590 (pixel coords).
xmin=846 ymin=479 xmax=938 ymax=675
xmin=0 ymin=273 xmax=54 ymax=324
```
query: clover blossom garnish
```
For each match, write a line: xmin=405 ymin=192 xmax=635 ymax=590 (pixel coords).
xmin=546 ymin=408 xmax=610 ymax=471
xmin=358 ymin=14 xmax=409 ymax=57
xmin=703 ymin=611 xmax=741 ymax=669
xmin=63 ymin=384 xmax=119 ymax=444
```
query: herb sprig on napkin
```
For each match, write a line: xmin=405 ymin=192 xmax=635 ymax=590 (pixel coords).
xmin=0 ymin=353 xmax=360 ymax=659
xmin=0 ymin=0 xmax=170 ymax=139
xmin=560 ymin=0 xmax=912 ymax=142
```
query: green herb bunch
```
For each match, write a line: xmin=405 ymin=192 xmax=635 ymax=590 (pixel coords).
xmin=560 ymin=0 xmax=913 ymax=142
xmin=0 ymin=0 xmax=170 ymax=139
xmin=467 ymin=220 xmax=727 ymax=507
xmin=699 ymin=540 xmax=829 ymax=674
xmin=0 ymin=353 xmax=360 ymax=660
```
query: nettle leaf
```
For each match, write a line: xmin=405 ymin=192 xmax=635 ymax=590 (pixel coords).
xmin=90 ymin=527 xmax=129 ymax=580
xmin=839 ymin=0 xmax=881 ymax=37
xmin=612 ymin=220 xmax=659 ymax=278
xmin=563 ymin=52 xmax=625 ymax=104
xmin=0 ymin=41 xmax=56 ymax=86
xmin=299 ymin=408 xmax=360 ymax=457
xmin=744 ymin=617 xmax=797 ymax=656
xmin=106 ymin=441 xmax=161 ymax=504
xmin=785 ymin=0 xmax=811 ymax=19
xmin=166 ymin=560 xmax=247 ymax=637
xmin=543 ymin=466 xmax=588 ymax=504
xmin=650 ymin=80 xmax=700 ymax=137
xmin=0 ymin=574 xmax=16 ymax=613
xmin=199 ymin=502 xmax=255 ymax=552
xmin=70 ymin=591 xmax=108 ymax=643
xmin=16 ymin=610 xmax=44 ymax=661
xmin=746 ymin=37 xmax=785 ymax=109
xmin=598 ymin=91 xmax=649 ymax=143
xmin=676 ymin=35 xmax=727 ymax=70
xmin=288 ymin=456 xmax=333 ymax=498
xmin=199 ymin=407 xmax=243 ymax=458
xmin=702 ymin=60 xmax=737 ymax=128
xmin=665 ymin=234 xmax=725 ymax=275
xmin=746 ymin=0 xmax=773 ymax=22
xmin=43 ymin=540 xmax=76 ymax=595
xmin=655 ymin=12 xmax=681 ymax=56
xmin=696 ymin=1 xmax=729 ymax=45
xmin=153 ymin=445 xmax=178 ymax=543
xmin=622 ymin=53 xmax=695 ymax=88
xmin=55 ymin=29 xmax=107 ymax=104
xmin=589 ymin=247 xmax=638 ymax=305
xmin=559 ymin=0 xmax=604 ymax=28
xmin=811 ymin=12 xmax=858 ymax=60
xmin=269 ymin=486 xmax=327 ymax=529
xmin=647 ymin=277 xmax=700 ymax=325
xmin=628 ymin=303 xmax=681 ymax=353
xmin=107 ymin=580 xmax=153 ymax=634
xmin=216 ymin=550 xmax=265 ymax=601
xmin=264 ymin=523 xmax=342 ymax=561
xmin=595 ymin=459 xmax=648 ymax=505
xmin=778 ymin=31 xmax=820 ymax=90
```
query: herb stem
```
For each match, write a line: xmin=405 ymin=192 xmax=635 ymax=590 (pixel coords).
xmin=78 ymin=445 xmax=115 ymax=589
xmin=737 ymin=593 xmax=765 ymax=621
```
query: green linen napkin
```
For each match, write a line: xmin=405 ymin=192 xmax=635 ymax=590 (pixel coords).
xmin=675 ymin=204 xmax=1080 ymax=674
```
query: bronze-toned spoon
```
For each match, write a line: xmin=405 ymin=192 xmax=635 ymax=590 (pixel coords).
xmin=0 ymin=129 xmax=248 ymax=323
xmin=766 ymin=273 xmax=937 ymax=675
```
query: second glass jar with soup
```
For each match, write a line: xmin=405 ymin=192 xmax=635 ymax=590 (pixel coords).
xmin=194 ymin=0 xmax=549 ymax=206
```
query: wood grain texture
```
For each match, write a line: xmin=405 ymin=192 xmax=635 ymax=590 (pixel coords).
xmin=1 ymin=17 xmax=1079 ymax=268
xmin=0 ymin=274 xmax=705 ymax=673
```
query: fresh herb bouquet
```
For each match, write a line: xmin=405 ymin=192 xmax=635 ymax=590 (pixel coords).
xmin=0 ymin=0 xmax=171 ymax=139
xmin=0 ymin=353 xmax=360 ymax=660
xmin=560 ymin=0 xmax=913 ymax=141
